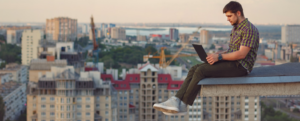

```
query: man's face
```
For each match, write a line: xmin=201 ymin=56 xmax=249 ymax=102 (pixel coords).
xmin=225 ymin=11 xmax=239 ymax=26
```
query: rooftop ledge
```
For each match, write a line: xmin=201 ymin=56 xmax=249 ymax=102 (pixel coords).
xmin=198 ymin=63 xmax=300 ymax=96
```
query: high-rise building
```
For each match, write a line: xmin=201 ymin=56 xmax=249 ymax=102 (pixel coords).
xmin=111 ymin=27 xmax=126 ymax=40
xmin=26 ymin=66 xmax=117 ymax=121
xmin=137 ymin=35 xmax=147 ymax=41
xmin=21 ymin=29 xmax=44 ymax=65
xmin=6 ymin=29 xmax=23 ymax=44
xmin=179 ymin=34 xmax=190 ymax=43
xmin=89 ymin=29 xmax=103 ymax=40
xmin=169 ymin=28 xmax=179 ymax=41
xmin=46 ymin=17 xmax=77 ymax=41
xmin=200 ymin=30 xmax=211 ymax=45
xmin=281 ymin=25 xmax=300 ymax=43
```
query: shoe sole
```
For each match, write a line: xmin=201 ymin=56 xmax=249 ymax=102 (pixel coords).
xmin=163 ymin=111 xmax=187 ymax=116
xmin=153 ymin=104 xmax=179 ymax=114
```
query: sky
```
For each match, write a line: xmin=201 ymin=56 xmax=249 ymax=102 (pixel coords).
xmin=0 ymin=0 xmax=299 ymax=25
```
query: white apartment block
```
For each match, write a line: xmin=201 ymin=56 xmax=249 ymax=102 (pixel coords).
xmin=21 ymin=29 xmax=44 ymax=65
xmin=0 ymin=63 xmax=28 ymax=83
xmin=282 ymin=25 xmax=300 ymax=43
xmin=0 ymin=81 xmax=27 ymax=121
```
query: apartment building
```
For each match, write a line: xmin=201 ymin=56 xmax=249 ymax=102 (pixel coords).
xmin=6 ymin=29 xmax=23 ymax=44
xmin=0 ymin=81 xmax=27 ymax=121
xmin=0 ymin=63 xmax=28 ymax=83
xmin=0 ymin=73 xmax=12 ymax=83
xmin=22 ymin=29 xmax=44 ymax=65
xmin=200 ymin=29 xmax=212 ymax=45
xmin=46 ymin=17 xmax=77 ymax=41
xmin=169 ymin=28 xmax=179 ymax=41
xmin=27 ymin=66 xmax=118 ymax=121
xmin=111 ymin=27 xmax=126 ymax=40
xmin=87 ymin=62 xmax=261 ymax=121
xmin=179 ymin=34 xmax=190 ymax=43
xmin=29 ymin=58 xmax=67 ymax=82
xmin=282 ymin=25 xmax=300 ymax=43
xmin=38 ymin=41 xmax=85 ymax=73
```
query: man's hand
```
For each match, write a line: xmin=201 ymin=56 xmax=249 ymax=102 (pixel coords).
xmin=206 ymin=53 xmax=219 ymax=65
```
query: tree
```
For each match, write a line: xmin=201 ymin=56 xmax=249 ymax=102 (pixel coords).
xmin=0 ymin=62 xmax=6 ymax=69
xmin=0 ymin=96 xmax=5 ymax=121
xmin=218 ymin=47 xmax=223 ymax=51
xmin=209 ymin=44 xmax=215 ymax=49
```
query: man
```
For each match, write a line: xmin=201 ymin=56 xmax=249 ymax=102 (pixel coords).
xmin=153 ymin=1 xmax=259 ymax=115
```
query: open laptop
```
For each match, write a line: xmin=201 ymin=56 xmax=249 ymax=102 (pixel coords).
xmin=192 ymin=44 xmax=208 ymax=63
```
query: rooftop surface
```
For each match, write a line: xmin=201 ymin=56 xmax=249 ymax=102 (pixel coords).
xmin=198 ymin=63 xmax=300 ymax=85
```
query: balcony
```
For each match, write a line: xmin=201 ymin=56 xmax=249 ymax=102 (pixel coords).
xmin=95 ymin=114 xmax=102 ymax=119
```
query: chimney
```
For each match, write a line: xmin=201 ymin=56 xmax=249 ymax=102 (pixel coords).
xmin=46 ymin=55 xmax=55 ymax=62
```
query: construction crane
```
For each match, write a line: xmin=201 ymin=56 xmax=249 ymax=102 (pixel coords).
xmin=144 ymin=26 xmax=201 ymax=68
xmin=88 ymin=16 xmax=100 ymax=67
xmin=143 ymin=46 xmax=198 ymax=68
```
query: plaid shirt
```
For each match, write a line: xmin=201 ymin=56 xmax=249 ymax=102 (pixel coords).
xmin=227 ymin=19 xmax=259 ymax=73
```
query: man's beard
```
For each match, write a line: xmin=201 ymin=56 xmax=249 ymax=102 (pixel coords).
xmin=232 ymin=18 xmax=239 ymax=26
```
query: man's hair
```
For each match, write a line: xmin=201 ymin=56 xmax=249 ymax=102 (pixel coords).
xmin=223 ymin=1 xmax=244 ymax=17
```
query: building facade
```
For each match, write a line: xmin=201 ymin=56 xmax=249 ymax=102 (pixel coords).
xmin=21 ymin=29 xmax=44 ymax=65
xmin=27 ymin=67 xmax=118 ymax=121
xmin=0 ymin=81 xmax=27 ymax=121
xmin=179 ymin=34 xmax=190 ymax=43
xmin=6 ymin=29 xmax=23 ymax=44
xmin=46 ymin=17 xmax=77 ymax=41
xmin=200 ymin=29 xmax=211 ymax=45
xmin=282 ymin=25 xmax=300 ymax=43
xmin=111 ymin=27 xmax=126 ymax=40
xmin=0 ymin=63 xmax=28 ymax=83
xmin=169 ymin=28 xmax=179 ymax=41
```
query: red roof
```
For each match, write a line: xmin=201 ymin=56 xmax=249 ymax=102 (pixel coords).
xmin=101 ymin=74 xmax=115 ymax=81
xmin=99 ymin=72 xmax=184 ymax=91
xmin=157 ymin=74 xmax=172 ymax=84
xmin=85 ymin=67 xmax=98 ymax=71
xmin=111 ymin=80 xmax=131 ymax=90
xmin=125 ymin=74 xmax=140 ymax=83
xmin=167 ymin=81 xmax=184 ymax=90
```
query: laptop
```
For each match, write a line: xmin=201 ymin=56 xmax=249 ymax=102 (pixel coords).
xmin=192 ymin=44 xmax=208 ymax=63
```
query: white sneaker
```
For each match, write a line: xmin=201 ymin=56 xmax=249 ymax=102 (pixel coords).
xmin=153 ymin=96 xmax=180 ymax=113
xmin=163 ymin=101 xmax=187 ymax=115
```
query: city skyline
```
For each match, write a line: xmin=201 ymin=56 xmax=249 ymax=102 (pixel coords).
xmin=0 ymin=0 xmax=300 ymax=25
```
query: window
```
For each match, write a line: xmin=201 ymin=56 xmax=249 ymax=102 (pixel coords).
xmin=245 ymin=109 xmax=248 ymax=112
xmin=61 ymin=98 xmax=64 ymax=103
xmin=245 ymin=103 xmax=248 ymax=106
xmin=245 ymin=115 xmax=248 ymax=118
xmin=106 ymin=104 xmax=109 ymax=108
xmin=77 ymin=112 xmax=81 ymax=116
xmin=77 ymin=105 xmax=82 ymax=108
xmin=41 ymin=112 xmax=46 ymax=116
xmin=41 ymin=105 xmax=46 ymax=108
xmin=50 ymin=105 xmax=55 ymax=108
xmin=86 ymin=112 xmax=90 ymax=116
xmin=77 ymin=97 xmax=82 ymax=101
xmin=86 ymin=97 xmax=90 ymax=101
xmin=96 ymin=104 xmax=100 ymax=108
xmin=245 ymin=96 xmax=248 ymax=99
xmin=50 ymin=112 xmax=55 ymax=116
xmin=41 ymin=97 xmax=46 ymax=101
xmin=50 ymin=97 xmax=55 ymax=101
xmin=106 ymin=111 xmax=108 ymax=115
xmin=86 ymin=105 xmax=90 ymax=108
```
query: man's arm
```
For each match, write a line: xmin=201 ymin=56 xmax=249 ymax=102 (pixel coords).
xmin=206 ymin=46 xmax=250 ymax=65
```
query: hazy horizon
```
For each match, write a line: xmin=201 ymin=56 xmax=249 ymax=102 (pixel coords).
xmin=1 ymin=0 xmax=300 ymax=25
